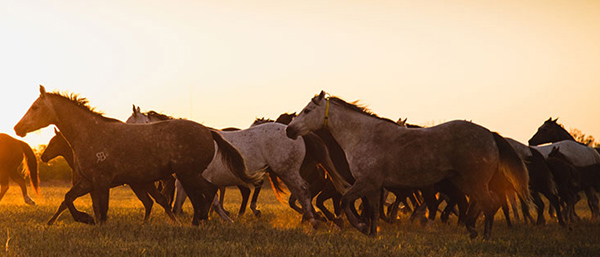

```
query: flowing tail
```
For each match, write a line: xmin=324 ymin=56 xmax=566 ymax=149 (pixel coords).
xmin=301 ymin=133 xmax=350 ymax=194
xmin=266 ymin=167 xmax=289 ymax=205
xmin=492 ymin=132 xmax=532 ymax=209
xmin=19 ymin=140 xmax=39 ymax=194
xmin=210 ymin=130 xmax=264 ymax=186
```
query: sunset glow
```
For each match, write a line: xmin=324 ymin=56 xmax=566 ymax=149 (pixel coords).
xmin=1 ymin=0 xmax=599 ymax=147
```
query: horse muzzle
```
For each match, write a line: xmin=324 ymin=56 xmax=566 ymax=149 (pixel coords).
xmin=14 ymin=124 xmax=27 ymax=137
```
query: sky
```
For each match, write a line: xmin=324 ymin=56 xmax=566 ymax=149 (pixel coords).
xmin=1 ymin=0 xmax=599 ymax=148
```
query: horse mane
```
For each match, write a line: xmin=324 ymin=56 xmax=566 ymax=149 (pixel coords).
xmin=47 ymin=92 xmax=121 ymax=123
xmin=328 ymin=96 xmax=398 ymax=125
xmin=254 ymin=117 xmax=274 ymax=123
xmin=145 ymin=111 xmax=174 ymax=121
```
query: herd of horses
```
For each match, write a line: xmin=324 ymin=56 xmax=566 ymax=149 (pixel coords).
xmin=2 ymin=86 xmax=600 ymax=240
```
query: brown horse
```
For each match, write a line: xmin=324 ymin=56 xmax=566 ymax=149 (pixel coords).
xmin=41 ymin=128 xmax=176 ymax=224
xmin=14 ymin=85 xmax=254 ymax=225
xmin=0 ymin=133 xmax=38 ymax=205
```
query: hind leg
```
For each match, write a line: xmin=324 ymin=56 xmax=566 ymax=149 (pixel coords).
xmin=250 ymin=181 xmax=263 ymax=217
xmin=10 ymin=172 xmax=35 ymax=205
xmin=340 ymin=178 xmax=380 ymax=235
xmin=129 ymin=184 xmax=154 ymax=222
xmin=172 ymin=179 xmax=188 ymax=215
xmin=236 ymin=186 xmax=250 ymax=215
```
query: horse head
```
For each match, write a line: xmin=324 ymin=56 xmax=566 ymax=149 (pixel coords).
xmin=126 ymin=105 xmax=151 ymax=124
xmin=286 ymin=91 xmax=328 ymax=139
xmin=14 ymin=85 xmax=57 ymax=137
xmin=528 ymin=117 xmax=573 ymax=146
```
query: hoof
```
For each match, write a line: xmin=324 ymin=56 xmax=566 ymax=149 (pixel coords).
xmin=357 ymin=223 xmax=369 ymax=235
xmin=75 ymin=213 xmax=96 ymax=225
xmin=25 ymin=200 xmax=36 ymax=206
xmin=333 ymin=217 xmax=344 ymax=229
xmin=310 ymin=219 xmax=321 ymax=229
xmin=253 ymin=210 xmax=262 ymax=217
xmin=469 ymin=230 xmax=478 ymax=239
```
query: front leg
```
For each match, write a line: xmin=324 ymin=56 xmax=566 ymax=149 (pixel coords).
xmin=90 ymin=186 xmax=111 ymax=224
xmin=57 ymin=181 xmax=95 ymax=225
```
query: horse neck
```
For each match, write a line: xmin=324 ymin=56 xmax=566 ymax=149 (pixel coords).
xmin=326 ymin=102 xmax=400 ymax=152
xmin=49 ymin=97 xmax=110 ymax=150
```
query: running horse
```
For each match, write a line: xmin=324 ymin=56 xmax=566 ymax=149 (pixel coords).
xmin=41 ymin=128 xmax=177 ymax=224
xmin=286 ymin=91 xmax=531 ymax=239
xmin=14 ymin=85 xmax=258 ymax=225
xmin=0 ymin=133 xmax=38 ymax=205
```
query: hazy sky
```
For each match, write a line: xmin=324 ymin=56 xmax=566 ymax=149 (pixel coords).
xmin=1 ymin=0 xmax=599 ymax=147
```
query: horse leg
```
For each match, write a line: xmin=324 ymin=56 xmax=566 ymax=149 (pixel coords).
xmin=10 ymin=172 xmax=35 ymax=205
xmin=315 ymin=185 xmax=338 ymax=222
xmin=365 ymin=190 xmax=381 ymax=236
xmin=176 ymin=173 xmax=208 ymax=226
xmin=217 ymin=187 xmax=230 ymax=216
xmin=236 ymin=186 xmax=250 ymax=216
xmin=507 ymin=192 xmax=520 ymax=223
xmin=340 ymin=179 xmax=380 ymax=235
xmin=249 ymin=180 xmax=263 ymax=217
xmin=61 ymin=182 xmax=95 ymax=225
xmin=90 ymin=186 xmax=110 ymax=224
xmin=172 ymin=179 xmax=188 ymax=215
xmin=160 ymin=176 xmax=177 ymax=206
xmin=420 ymin=186 xmax=438 ymax=224
xmin=144 ymin=183 xmax=178 ymax=223
xmin=500 ymin=195 xmax=512 ymax=227
xmin=288 ymin=194 xmax=304 ymax=214
xmin=530 ymin=192 xmax=544 ymax=225
xmin=585 ymin=187 xmax=600 ymax=220
xmin=543 ymin=192 xmax=565 ymax=227
xmin=129 ymin=184 xmax=154 ymax=222
xmin=211 ymin=193 xmax=234 ymax=224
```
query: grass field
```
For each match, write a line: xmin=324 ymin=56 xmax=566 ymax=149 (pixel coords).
xmin=1 ymin=182 xmax=599 ymax=257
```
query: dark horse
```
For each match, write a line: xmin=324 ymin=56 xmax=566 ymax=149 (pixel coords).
xmin=41 ymin=128 xmax=177 ymax=224
xmin=529 ymin=117 xmax=576 ymax=146
xmin=0 ymin=133 xmax=38 ymax=205
xmin=15 ymin=85 xmax=259 ymax=225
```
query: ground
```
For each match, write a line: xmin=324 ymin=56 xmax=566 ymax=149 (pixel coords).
xmin=0 ymin=182 xmax=599 ymax=256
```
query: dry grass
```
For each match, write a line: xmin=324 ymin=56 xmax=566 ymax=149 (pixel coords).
xmin=1 ymin=182 xmax=599 ymax=256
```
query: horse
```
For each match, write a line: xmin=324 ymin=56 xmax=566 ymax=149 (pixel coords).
xmin=127 ymin=107 xmax=345 ymax=228
xmin=126 ymin=107 xmax=266 ymax=221
xmin=529 ymin=118 xmax=600 ymax=167
xmin=40 ymin=128 xmax=177 ymax=224
xmin=529 ymin=117 xmax=576 ymax=146
xmin=14 ymin=85 xmax=258 ymax=225
xmin=506 ymin=138 xmax=565 ymax=226
xmin=0 ymin=133 xmax=38 ymax=205
xmin=251 ymin=114 xmax=344 ymax=225
xmin=545 ymin=147 xmax=584 ymax=222
xmin=286 ymin=91 xmax=531 ymax=239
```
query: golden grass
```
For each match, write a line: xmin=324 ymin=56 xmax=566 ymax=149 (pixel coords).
xmin=1 ymin=182 xmax=599 ymax=256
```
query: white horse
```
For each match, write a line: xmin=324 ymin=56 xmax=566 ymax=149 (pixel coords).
xmin=286 ymin=91 xmax=531 ymax=239
xmin=127 ymin=106 xmax=344 ymax=228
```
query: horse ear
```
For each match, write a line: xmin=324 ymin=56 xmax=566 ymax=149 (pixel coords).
xmin=54 ymin=127 xmax=59 ymax=134
xmin=39 ymin=85 xmax=46 ymax=96
xmin=318 ymin=90 xmax=326 ymax=100
xmin=553 ymin=117 xmax=559 ymax=122
xmin=132 ymin=105 xmax=137 ymax=113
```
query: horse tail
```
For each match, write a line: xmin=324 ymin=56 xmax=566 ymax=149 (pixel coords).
xmin=301 ymin=133 xmax=350 ymax=194
xmin=266 ymin=167 xmax=288 ymax=205
xmin=19 ymin=140 xmax=39 ymax=195
xmin=493 ymin=132 xmax=532 ymax=208
xmin=210 ymin=130 xmax=263 ymax=186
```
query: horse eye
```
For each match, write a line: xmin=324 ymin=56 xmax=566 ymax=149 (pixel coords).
xmin=304 ymin=109 xmax=311 ymax=114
